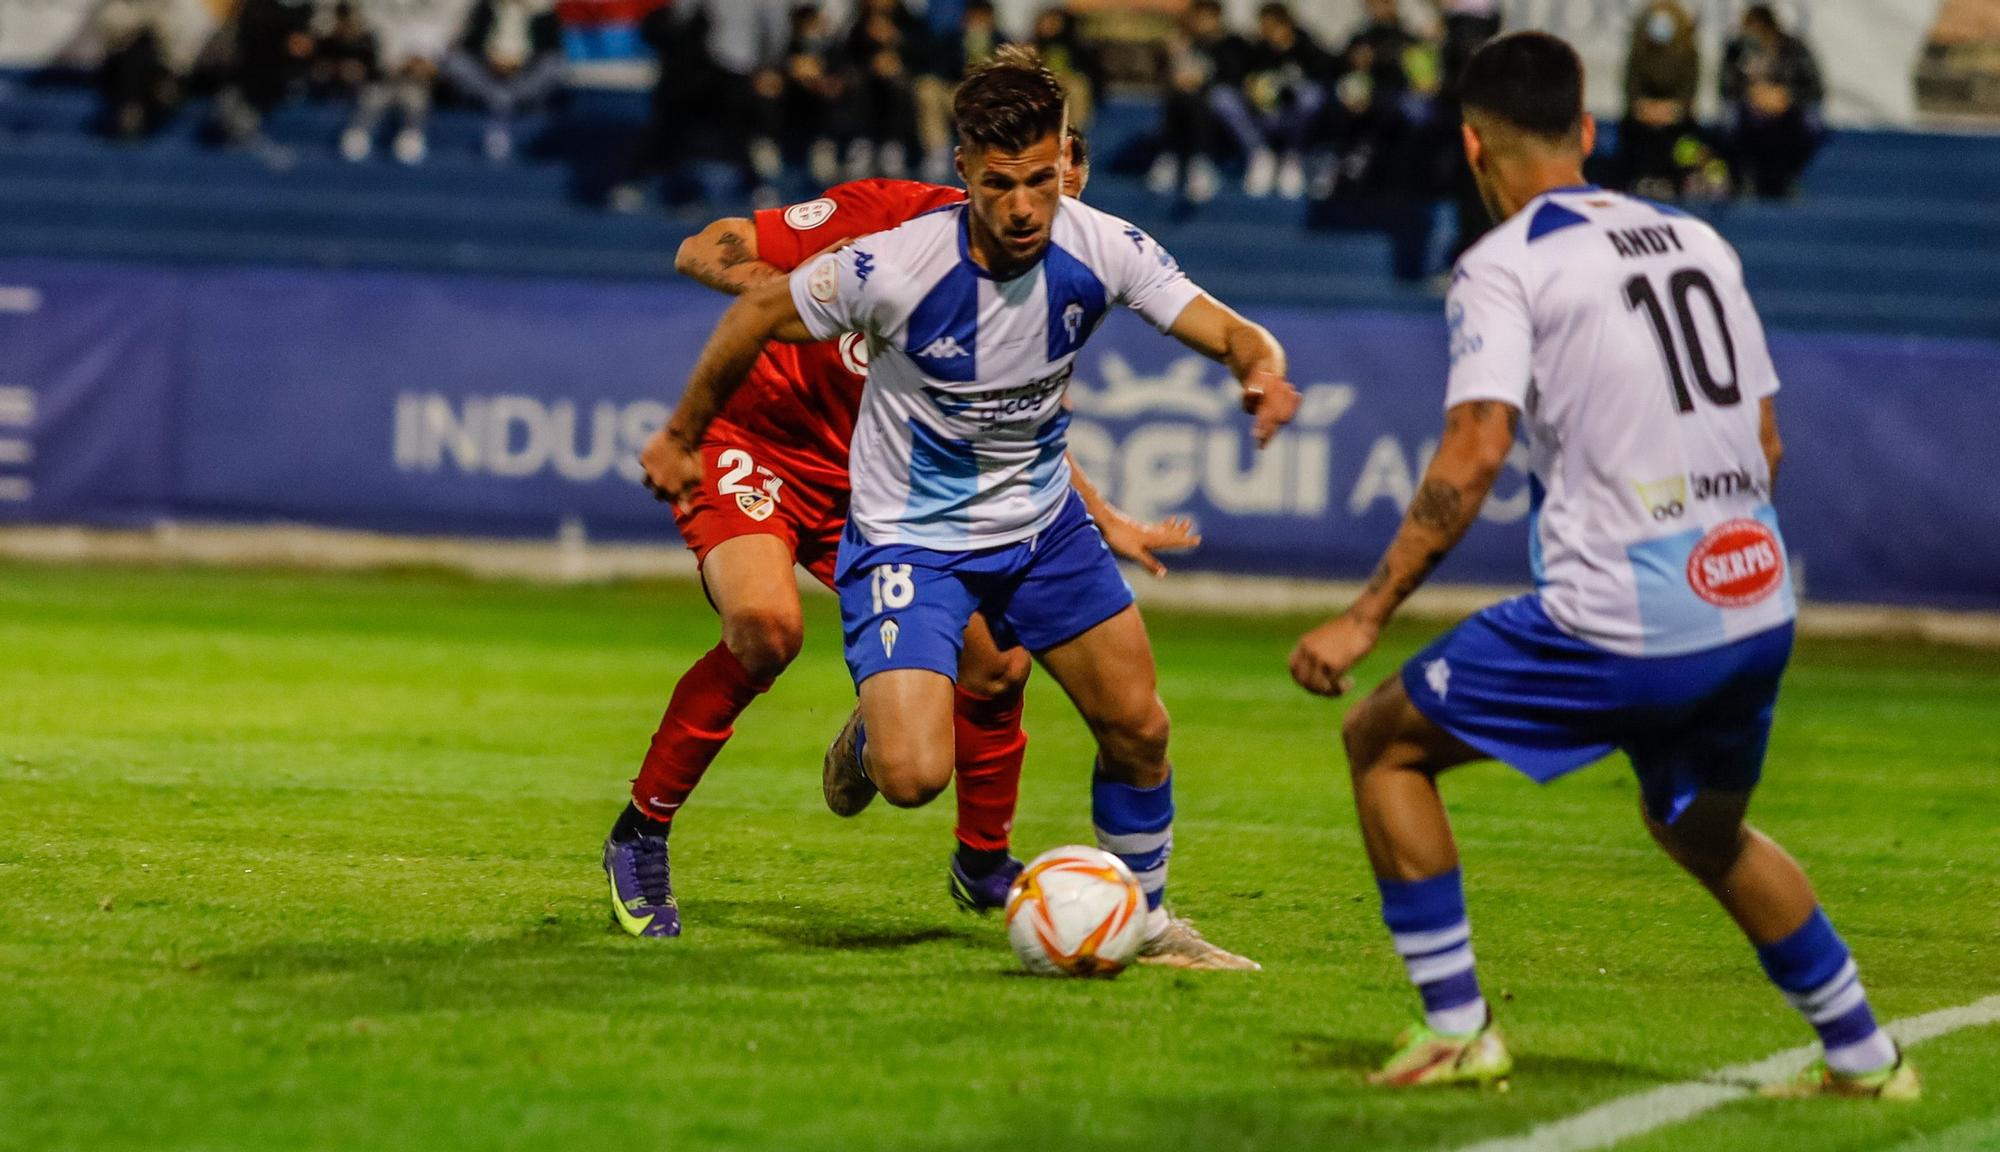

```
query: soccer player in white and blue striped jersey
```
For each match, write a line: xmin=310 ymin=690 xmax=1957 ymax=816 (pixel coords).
xmin=649 ymin=48 xmax=1300 ymax=969
xmin=1289 ymin=32 xmax=1916 ymax=1096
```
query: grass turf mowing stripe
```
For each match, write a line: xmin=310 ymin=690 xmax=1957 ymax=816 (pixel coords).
xmin=1456 ymin=995 xmax=2000 ymax=1152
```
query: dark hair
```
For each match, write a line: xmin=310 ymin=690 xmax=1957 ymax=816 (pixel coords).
xmin=1190 ymin=0 xmax=1222 ymax=13
xmin=1257 ymin=2 xmax=1293 ymax=25
xmin=1459 ymin=31 xmax=1585 ymax=141
xmin=1067 ymin=125 xmax=1089 ymax=168
xmin=954 ymin=45 xmax=1069 ymax=155
xmin=1743 ymin=5 xmax=1779 ymax=33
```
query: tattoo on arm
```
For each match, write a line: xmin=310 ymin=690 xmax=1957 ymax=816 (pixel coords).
xmin=682 ymin=227 xmax=780 ymax=295
xmin=1408 ymin=480 xmax=1464 ymax=532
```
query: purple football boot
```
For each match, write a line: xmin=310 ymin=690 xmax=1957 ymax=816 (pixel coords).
xmin=603 ymin=807 xmax=680 ymax=938
xmin=949 ymin=852 xmax=1025 ymax=914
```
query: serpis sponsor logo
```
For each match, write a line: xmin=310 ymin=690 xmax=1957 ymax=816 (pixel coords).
xmin=1686 ymin=519 xmax=1785 ymax=608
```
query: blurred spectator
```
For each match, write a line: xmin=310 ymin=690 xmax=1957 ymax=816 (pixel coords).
xmin=778 ymin=4 xmax=849 ymax=184
xmin=94 ymin=0 xmax=182 ymax=139
xmin=1432 ymin=0 xmax=1502 ymax=256
xmin=609 ymin=0 xmax=710 ymax=211
xmin=844 ymin=0 xmax=923 ymax=180
xmin=1312 ymin=0 xmax=1428 ymax=201
xmin=325 ymin=1 xmax=436 ymax=166
xmin=1721 ymin=3 xmax=1824 ymax=199
xmin=1614 ymin=1 xmax=1722 ymax=201
xmin=212 ymin=0 xmax=316 ymax=149
xmin=1148 ymin=0 xmax=1242 ymax=204
xmin=913 ymin=0 xmax=1004 ymax=182
xmin=674 ymin=0 xmax=790 ymax=205
xmin=1216 ymin=2 xmax=1334 ymax=199
xmin=1030 ymin=6 xmax=1102 ymax=130
xmin=441 ymin=0 xmax=565 ymax=161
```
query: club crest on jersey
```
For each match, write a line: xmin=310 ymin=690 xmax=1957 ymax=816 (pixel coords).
xmin=784 ymin=198 xmax=836 ymax=230
xmin=879 ymin=618 xmax=900 ymax=658
xmin=1686 ymin=519 xmax=1785 ymax=608
xmin=1062 ymin=302 xmax=1084 ymax=344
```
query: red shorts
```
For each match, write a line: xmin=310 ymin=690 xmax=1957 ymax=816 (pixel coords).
xmin=672 ymin=437 xmax=850 ymax=590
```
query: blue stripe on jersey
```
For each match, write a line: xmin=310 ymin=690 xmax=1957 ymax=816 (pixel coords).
xmin=902 ymin=416 xmax=979 ymax=542
xmin=1042 ymin=241 xmax=1107 ymax=361
xmin=906 ymin=263 xmax=980 ymax=383
xmin=1527 ymin=474 xmax=1547 ymax=587
xmin=1626 ymin=527 xmax=1727 ymax=653
xmin=1027 ymin=407 xmax=1071 ymax=491
xmin=1527 ymin=200 xmax=1591 ymax=242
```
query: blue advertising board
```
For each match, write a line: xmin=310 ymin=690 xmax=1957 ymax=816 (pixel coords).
xmin=0 ymin=258 xmax=1995 ymax=608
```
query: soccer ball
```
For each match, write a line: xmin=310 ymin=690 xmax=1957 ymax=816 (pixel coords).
xmin=1004 ymin=846 xmax=1147 ymax=978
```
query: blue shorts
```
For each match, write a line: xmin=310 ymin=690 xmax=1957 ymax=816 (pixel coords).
xmin=1402 ymin=595 xmax=1794 ymax=824
xmin=833 ymin=491 xmax=1136 ymax=687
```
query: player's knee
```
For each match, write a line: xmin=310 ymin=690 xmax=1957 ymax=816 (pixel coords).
xmin=722 ymin=606 xmax=804 ymax=681
xmin=1645 ymin=808 xmax=1747 ymax=885
xmin=1095 ymin=697 xmax=1171 ymax=784
xmin=872 ymin=749 xmax=953 ymax=808
xmin=959 ymin=647 xmax=1031 ymax=702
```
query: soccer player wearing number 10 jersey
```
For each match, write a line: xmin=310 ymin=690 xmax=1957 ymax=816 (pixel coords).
xmin=1288 ymin=33 xmax=1916 ymax=1096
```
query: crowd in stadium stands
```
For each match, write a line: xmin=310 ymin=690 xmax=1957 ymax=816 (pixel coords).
xmin=88 ymin=0 xmax=1825 ymax=210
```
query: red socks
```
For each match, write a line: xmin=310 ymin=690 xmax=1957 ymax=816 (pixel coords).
xmin=952 ymin=686 xmax=1027 ymax=852
xmin=630 ymin=643 xmax=772 ymax=821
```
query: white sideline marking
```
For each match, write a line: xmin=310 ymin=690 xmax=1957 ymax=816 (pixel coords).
xmin=1455 ymin=995 xmax=2000 ymax=1152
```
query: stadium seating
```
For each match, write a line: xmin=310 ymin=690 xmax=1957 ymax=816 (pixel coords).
xmin=0 ymin=73 xmax=1994 ymax=339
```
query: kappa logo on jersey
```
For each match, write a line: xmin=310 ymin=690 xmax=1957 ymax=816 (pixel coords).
xmin=1122 ymin=226 xmax=1145 ymax=251
xmin=837 ymin=331 xmax=871 ymax=377
xmin=1687 ymin=519 xmax=1785 ymax=608
xmin=807 ymin=256 xmax=839 ymax=303
xmin=879 ymin=618 xmax=900 ymax=658
xmin=1446 ymin=300 xmax=1483 ymax=366
xmin=783 ymin=198 xmax=837 ymax=230
xmin=854 ymin=251 xmax=874 ymax=284
xmin=919 ymin=336 xmax=969 ymax=360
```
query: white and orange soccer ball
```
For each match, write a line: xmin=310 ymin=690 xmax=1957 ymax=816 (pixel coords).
xmin=1004 ymin=846 xmax=1147 ymax=978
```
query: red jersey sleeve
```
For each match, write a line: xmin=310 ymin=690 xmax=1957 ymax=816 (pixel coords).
xmin=753 ymin=179 xmax=967 ymax=273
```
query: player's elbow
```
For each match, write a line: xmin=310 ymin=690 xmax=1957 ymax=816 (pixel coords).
xmin=675 ymin=218 xmax=752 ymax=281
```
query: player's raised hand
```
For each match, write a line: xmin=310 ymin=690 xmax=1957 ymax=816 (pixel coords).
xmin=1099 ymin=512 xmax=1202 ymax=578
xmin=639 ymin=425 xmax=704 ymax=512
xmin=1242 ymin=368 xmax=1301 ymax=448
xmin=1288 ymin=612 xmax=1378 ymax=697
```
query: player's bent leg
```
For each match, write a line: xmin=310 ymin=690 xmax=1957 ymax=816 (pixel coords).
xmin=1036 ymin=606 xmax=1255 ymax=971
xmin=609 ymin=536 xmax=805 ymax=940
xmin=1344 ymin=674 xmax=1511 ymax=1086
xmin=826 ymin=668 xmax=957 ymax=812
xmin=1644 ymin=791 xmax=1917 ymax=1100
xmin=947 ymin=613 xmax=1032 ymax=913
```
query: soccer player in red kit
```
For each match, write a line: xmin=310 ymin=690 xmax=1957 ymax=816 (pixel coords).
xmin=605 ymin=138 xmax=1197 ymax=938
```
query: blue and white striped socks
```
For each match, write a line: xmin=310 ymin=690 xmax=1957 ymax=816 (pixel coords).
xmin=1092 ymin=766 xmax=1173 ymax=937
xmin=1378 ymin=869 xmax=1487 ymax=1037
xmin=1757 ymin=907 xmax=1897 ymax=1076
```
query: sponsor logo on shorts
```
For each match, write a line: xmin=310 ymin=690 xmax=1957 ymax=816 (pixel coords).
xmin=735 ymin=491 xmax=777 ymax=521
xmin=808 ymin=257 xmax=839 ymax=303
xmin=1424 ymin=658 xmax=1450 ymax=700
xmin=879 ymin=618 xmax=900 ymax=658
xmin=1687 ymin=519 xmax=1785 ymax=608
xmin=784 ymin=198 xmax=837 ymax=230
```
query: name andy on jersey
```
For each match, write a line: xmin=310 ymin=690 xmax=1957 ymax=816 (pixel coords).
xmin=1607 ymin=224 xmax=1685 ymax=260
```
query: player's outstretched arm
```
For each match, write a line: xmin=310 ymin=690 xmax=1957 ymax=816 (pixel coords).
xmin=674 ymin=218 xmax=782 ymax=296
xmin=1164 ymin=294 xmax=1300 ymax=447
xmin=1068 ymin=452 xmax=1200 ymax=578
xmin=640 ymin=277 xmax=816 ymax=506
xmin=1289 ymin=400 xmax=1518 ymax=697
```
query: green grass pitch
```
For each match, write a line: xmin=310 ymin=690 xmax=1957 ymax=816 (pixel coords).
xmin=3 ymin=561 xmax=1998 ymax=1151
